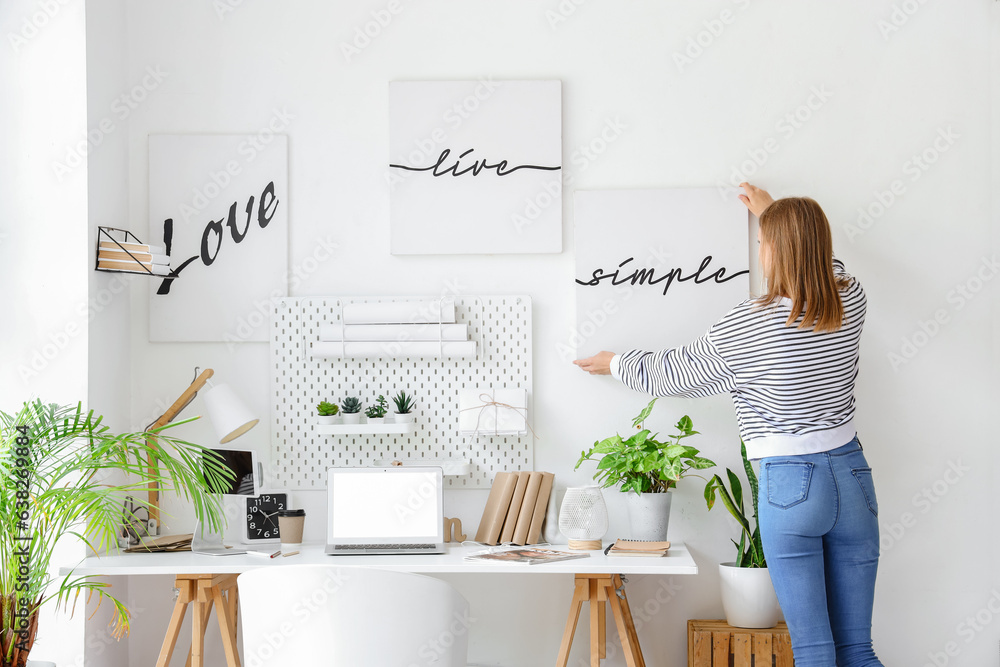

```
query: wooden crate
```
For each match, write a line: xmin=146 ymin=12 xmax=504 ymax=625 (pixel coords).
xmin=687 ymin=620 xmax=794 ymax=667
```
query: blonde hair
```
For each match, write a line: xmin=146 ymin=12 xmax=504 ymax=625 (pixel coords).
xmin=757 ymin=197 xmax=849 ymax=333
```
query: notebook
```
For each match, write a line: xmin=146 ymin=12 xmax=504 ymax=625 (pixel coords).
xmin=325 ymin=466 xmax=446 ymax=556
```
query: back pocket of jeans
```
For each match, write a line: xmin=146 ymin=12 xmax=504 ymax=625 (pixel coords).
xmin=765 ymin=462 xmax=814 ymax=509
xmin=852 ymin=467 xmax=878 ymax=517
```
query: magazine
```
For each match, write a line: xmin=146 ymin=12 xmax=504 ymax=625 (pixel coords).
xmin=464 ymin=547 xmax=590 ymax=565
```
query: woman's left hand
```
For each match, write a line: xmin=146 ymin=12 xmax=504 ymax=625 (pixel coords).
xmin=574 ymin=351 xmax=615 ymax=375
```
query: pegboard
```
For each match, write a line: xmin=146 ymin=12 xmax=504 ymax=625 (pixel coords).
xmin=269 ymin=296 xmax=532 ymax=489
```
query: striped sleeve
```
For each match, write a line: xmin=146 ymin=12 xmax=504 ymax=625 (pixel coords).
xmin=613 ymin=335 xmax=737 ymax=399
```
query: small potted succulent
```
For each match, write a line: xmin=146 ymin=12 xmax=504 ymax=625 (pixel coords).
xmin=365 ymin=395 xmax=389 ymax=424
xmin=316 ymin=400 xmax=340 ymax=425
xmin=391 ymin=390 xmax=416 ymax=424
xmin=340 ymin=397 xmax=362 ymax=424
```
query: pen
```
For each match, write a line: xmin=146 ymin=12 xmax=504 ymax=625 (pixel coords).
xmin=246 ymin=550 xmax=281 ymax=559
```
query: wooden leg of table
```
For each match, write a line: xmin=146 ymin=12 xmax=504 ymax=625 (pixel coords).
xmin=190 ymin=596 xmax=213 ymax=667
xmin=156 ymin=582 xmax=192 ymax=667
xmin=556 ymin=577 xmax=590 ymax=667
xmin=606 ymin=576 xmax=645 ymax=667
xmin=588 ymin=578 xmax=602 ymax=666
xmin=228 ymin=585 xmax=239 ymax=649
xmin=213 ymin=585 xmax=243 ymax=667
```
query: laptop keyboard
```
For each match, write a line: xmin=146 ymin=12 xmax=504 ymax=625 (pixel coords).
xmin=334 ymin=543 xmax=436 ymax=551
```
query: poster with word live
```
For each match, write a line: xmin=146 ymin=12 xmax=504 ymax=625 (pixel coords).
xmin=388 ymin=80 xmax=562 ymax=254
xmin=148 ymin=134 xmax=288 ymax=342
xmin=572 ymin=188 xmax=750 ymax=358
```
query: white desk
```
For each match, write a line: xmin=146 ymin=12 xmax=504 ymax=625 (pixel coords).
xmin=64 ymin=542 xmax=698 ymax=667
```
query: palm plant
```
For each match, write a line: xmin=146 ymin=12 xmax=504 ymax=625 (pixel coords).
xmin=0 ymin=400 xmax=233 ymax=666
xmin=703 ymin=441 xmax=766 ymax=568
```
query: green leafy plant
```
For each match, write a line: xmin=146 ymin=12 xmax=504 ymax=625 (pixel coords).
xmin=340 ymin=397 xmax=362 ymax=414
xmin=704 ymin=441 xmax=766 ymax=568
xmin=391 ymin=391 xmax=416 ymax=414
xmin=316 ymin=401 xmax=339 ymax=417
xmin=364 ymin=395 xmax=389 ymax=419
xmin=575 ymin=398 xmax=716 ymax=495
xmin=0 ymin=400 xmax=232 ymax=666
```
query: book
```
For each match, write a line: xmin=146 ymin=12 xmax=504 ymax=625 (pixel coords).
xmin=464 ymin=547 xmax=589 ymax=565
xmin=511 ymin=472 xmax=543 ymax=545
xmin=474 ymin=472 xmax=518 ymax=545
xmin=97 ymin=259 xmax=171 ymax=276
xmin=124 ymin=533 xmax=193 ymax=553
xmin=525 ymin=472 xmax=554 ymax=545
xmin=100 ymin=240 xmax=165 ymax=255
xmin=605 ymin=539 xmax=671 ymax=557
xmin=499 ymin=471 xmax=531 ymax=544
xmin=98 ymin=249 xmax=170 ymax=265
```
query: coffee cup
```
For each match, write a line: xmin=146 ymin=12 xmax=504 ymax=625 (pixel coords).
xmin=278 ymin=509 xmax=305 ymax=549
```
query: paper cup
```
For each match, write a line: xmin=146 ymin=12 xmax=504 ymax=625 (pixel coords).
xmin=278 ymin=509 xmax=305 ymax=549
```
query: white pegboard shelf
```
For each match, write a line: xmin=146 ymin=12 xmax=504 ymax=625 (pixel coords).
xmin=269 ymin=295 xmax=532 ymax=490
xmin=315 ymin=422 xmax=415 ymax=435
xmin=372 ymin=458 xmax=474 ymax=476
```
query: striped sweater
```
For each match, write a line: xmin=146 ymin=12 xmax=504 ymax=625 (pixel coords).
xmin=610 ymin=260 xmax=865 ymax=459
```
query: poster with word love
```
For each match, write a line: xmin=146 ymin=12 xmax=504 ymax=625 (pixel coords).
xmin=388 ymin=80 xmax=562 ymax=254
xmin=148 ymin=134 xmax=288 ymax=342
xmin=572 ymin=188 xmax=750 ymax=359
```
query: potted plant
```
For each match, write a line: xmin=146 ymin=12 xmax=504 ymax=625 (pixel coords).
xmin=575 ymin=398 xmax=715 ymax=541
xmin=0 ymin=400 xmax=232 ymax=667
xmin=704 ymin=441 xmax=781 ymax=629
xmin=364 ymin=395 xmax=389 ymax=425
xmin=316 ymin=401 xmax=339 ymax=425
xmin=340 ymin=397 xmax=362 ymax=424
xmin=391 ymin=390 xmax=416 ymax=424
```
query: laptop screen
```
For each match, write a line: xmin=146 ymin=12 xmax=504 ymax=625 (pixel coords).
xmin=327 ymin=467 xmax=443 ymax=543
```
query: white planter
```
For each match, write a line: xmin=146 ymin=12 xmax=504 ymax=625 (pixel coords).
xmin=393 ymin=412 xmax=414 ymax=424
xmin=625 ymin=491 xmax=672 ymax=541
xmin=341 ymin=413 xmax=361 ymax=424
xmin=718 ymin=563 xmax=782 ymax=629
xmin=317 ymin=414 xmax=339 ymax=425
xmin=366 ymin=417 xmax=385 ymax=425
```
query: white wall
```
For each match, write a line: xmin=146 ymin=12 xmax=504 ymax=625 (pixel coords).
xmin=78 ymin=1 xmax=1000 ymax=665
xmin=0 ymin=0 xmax=89 ymax=664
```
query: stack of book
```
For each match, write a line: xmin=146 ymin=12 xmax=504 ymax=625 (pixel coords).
xmin=97 ymin=240 xmax=171 ymax=276
xmin=605 ymin=538 xmax=671 ymax=557
xmin=474 ymin=471 xmax=554 ymax=546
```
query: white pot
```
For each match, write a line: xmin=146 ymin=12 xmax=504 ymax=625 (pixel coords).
xmin=366 ymin=417 xmax=384 ymax=425
xmin=317 ymin=414 xmax=339 ymax=425
xmin=718 ymin=563 xmax=782 ymax=629
xmin=341 ymin=413 xmax=361 ymax=424
xmin=625 ymin=491 xmax=672 ymax=541
xmin=393 ymin=411 xmax=414 ymax=424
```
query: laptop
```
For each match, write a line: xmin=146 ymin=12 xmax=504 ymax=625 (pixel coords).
xmin=325 ymin=466 xmax=446 ymax=556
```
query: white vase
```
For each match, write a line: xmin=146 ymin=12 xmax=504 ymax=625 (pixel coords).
xmin=366 ymin=417 xmax=384 ymax=425
xmin=718 ymin=563 xmax=782 ymax=629
xmin=625 ymin=491 xmax=672 ymax=541
xmin=341 ymin=413 xmax=361 ymax=424
xmin=317 ymin=414 xmax=339 ymax=425
xmin=394 ymin=412 xmax=414 ymax=424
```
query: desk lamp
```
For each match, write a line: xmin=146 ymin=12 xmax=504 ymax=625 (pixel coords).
xmin=145 ymin=367 xmax=258 ymax=534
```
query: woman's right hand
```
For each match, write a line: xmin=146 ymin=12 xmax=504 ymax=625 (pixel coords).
xmin=738 ymin=182 xmax=775 ymax=217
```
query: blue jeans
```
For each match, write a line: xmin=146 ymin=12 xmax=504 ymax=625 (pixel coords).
xmin=757 ymin=437 xmax=884 ymax=666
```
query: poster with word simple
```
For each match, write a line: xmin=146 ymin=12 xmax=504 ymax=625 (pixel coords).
xmin=388 ymin=80 xmax=562 ymax=254
xmin=571 ymin=188 xmax=749 ymax=359
xmin=148 ymin=134 xmax=288 ymax=342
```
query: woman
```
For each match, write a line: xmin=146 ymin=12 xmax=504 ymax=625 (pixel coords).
xmin=574 ymin=183 xmax=884 ymax=667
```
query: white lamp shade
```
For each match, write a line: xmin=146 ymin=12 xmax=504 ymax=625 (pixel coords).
xmin=202 ymin=383 xmax=259 ymax=443
xmin=558 ymin=486 xmax=609 ymax=541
